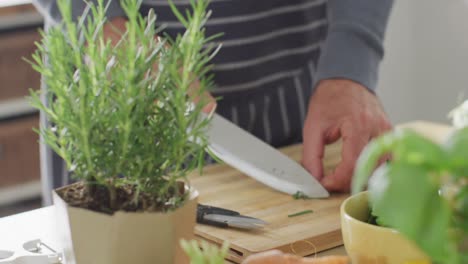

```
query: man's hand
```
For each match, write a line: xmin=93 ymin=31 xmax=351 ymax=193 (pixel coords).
xmin=302 ymin=79 xmax=392 ymax=192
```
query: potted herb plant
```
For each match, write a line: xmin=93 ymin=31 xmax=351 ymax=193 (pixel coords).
xmin=344 ymin=110 xmax=468 ymax=263
xmin=28 ymin=0 xmax=217 ymax=263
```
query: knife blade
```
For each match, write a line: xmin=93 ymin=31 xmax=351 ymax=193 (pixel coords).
xmin=205 ymin=113 xmax=329 ymax=198
xmin=203 ymin=214 xmax=267 ymax=230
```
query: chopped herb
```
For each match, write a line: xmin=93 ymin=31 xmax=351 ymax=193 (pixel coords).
xmin=292 ymin=191 xmax=313 ymax=200
xmin=288 ymin=209 xmax=314 ymax=217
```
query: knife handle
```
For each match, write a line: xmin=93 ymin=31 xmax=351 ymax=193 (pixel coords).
xmin=197 ymin=204 xmax=239 ymax=216
xmin=197 ymin=204 xmax=236 ymax=228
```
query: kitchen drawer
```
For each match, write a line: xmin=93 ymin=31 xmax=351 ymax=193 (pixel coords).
xmin=0 ymin=4 xmax=38 ymax=17
xmin=0 ymin=115 xmax=40 ymax=187
xmin=0 ymin=28 xmax=41 ymax=101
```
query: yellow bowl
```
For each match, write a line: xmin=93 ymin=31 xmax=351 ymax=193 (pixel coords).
xmin=340 ymin=191 xmax=431 ymax=264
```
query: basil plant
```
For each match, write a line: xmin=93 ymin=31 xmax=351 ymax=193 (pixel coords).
xmin=353 ymin=124 xmax=468 ymax=264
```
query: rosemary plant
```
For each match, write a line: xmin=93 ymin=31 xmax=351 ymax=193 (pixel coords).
xmin=28 ymin=0 xmax=218 ymax=211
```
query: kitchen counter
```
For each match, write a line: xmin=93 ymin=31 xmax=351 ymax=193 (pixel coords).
xmin=0 ymin=121 xmax=451 ymax=263
xmin=0 ymin=205 xmax=345 ymax=263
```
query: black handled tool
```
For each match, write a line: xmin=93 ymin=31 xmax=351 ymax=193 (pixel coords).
xmin=196 ymin=204 xmax=267 ymax=230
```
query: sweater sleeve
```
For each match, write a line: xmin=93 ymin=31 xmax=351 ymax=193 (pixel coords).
xmin=33 ymin=0 xmax=126 ymax=25
xmin=315 ymin=0 xmax=394 ymax=91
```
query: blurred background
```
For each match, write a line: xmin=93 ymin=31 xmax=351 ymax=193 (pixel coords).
xmin=0 ymin=0 xmax=42 ymax=217
xmin=1 ymin=0 xmax=467 ymax=217
xmin=378 ymin=0 xmax=468 ymax=124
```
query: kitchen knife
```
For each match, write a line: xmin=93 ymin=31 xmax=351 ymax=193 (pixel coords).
xmin=205 ymin=113 xmax=329 ymax=198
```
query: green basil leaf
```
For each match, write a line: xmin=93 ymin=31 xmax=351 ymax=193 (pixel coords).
xmin=392 ymin=131 xmax=447 ymax=170
xmin=444 ymin=127 xmax=468 ymax=178
xmin=368 ymin=163 xmax=454 ymax=263
xmin=353 ymin=132 xmax=398 ymax=194
xmin=353 ymin=129 xmax=446 ymax=194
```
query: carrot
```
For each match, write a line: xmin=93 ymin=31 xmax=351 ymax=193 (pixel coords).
xmin=299 ymin=256 xmax=349 ymax=264
xmin=242 ymin=250 xmax=349 ymax=264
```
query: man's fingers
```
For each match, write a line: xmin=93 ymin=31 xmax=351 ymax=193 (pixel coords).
xmin=321 ymin=160 xmax=353 ymax=192
xmin=322 ymin=120 xmax=390 ymax=191
xmin=321 ymin=122 xmax=370 ymax=192
xmin=302 ymin=127 xmax=325 ymax=180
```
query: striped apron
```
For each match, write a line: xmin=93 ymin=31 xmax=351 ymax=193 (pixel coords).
xmin=40 ymin=0 xmax=328 ymax=204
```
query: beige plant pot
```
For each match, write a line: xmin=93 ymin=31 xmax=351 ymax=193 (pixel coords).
xmin=53 ymin=182 xmax=198 ymax=264
xmin=340 ymin=191 xmax=431 ymax=264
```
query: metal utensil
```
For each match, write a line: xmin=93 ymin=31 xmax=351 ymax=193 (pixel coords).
xmin=206 ymin=113 xmax=329 ymax=198
xmin=197 ymin=204 xmax=267 ymax=230
xmin=0 ymin=239 xmax=62 ymax=264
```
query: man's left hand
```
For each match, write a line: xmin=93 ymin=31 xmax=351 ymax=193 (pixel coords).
xmin=302 ymin=79 xmax=392 ymax=192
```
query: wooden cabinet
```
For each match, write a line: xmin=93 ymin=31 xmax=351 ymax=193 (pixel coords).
xmin=0 ymin=4 xmax=43 ymax=201
xmin=0 ymin=116 xmax=40 ymax=188
xmin=0 ymin=29 xmax=41 ymax=101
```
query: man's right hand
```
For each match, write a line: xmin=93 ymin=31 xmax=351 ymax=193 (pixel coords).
xmin=302 ymin=79 xmax=392 ymax=192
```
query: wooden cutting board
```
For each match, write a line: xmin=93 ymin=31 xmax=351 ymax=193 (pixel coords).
xmin=189 ymin=141 xmax=345 ymax=263
xmin=189 ymin=121 xmax=453 ymax=263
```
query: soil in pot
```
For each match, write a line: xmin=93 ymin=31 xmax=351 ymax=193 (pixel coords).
xmin=56 ymin=181 xmax=187 ymax=214
xmin=53 ymin=181 xmax=198 ymax=264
